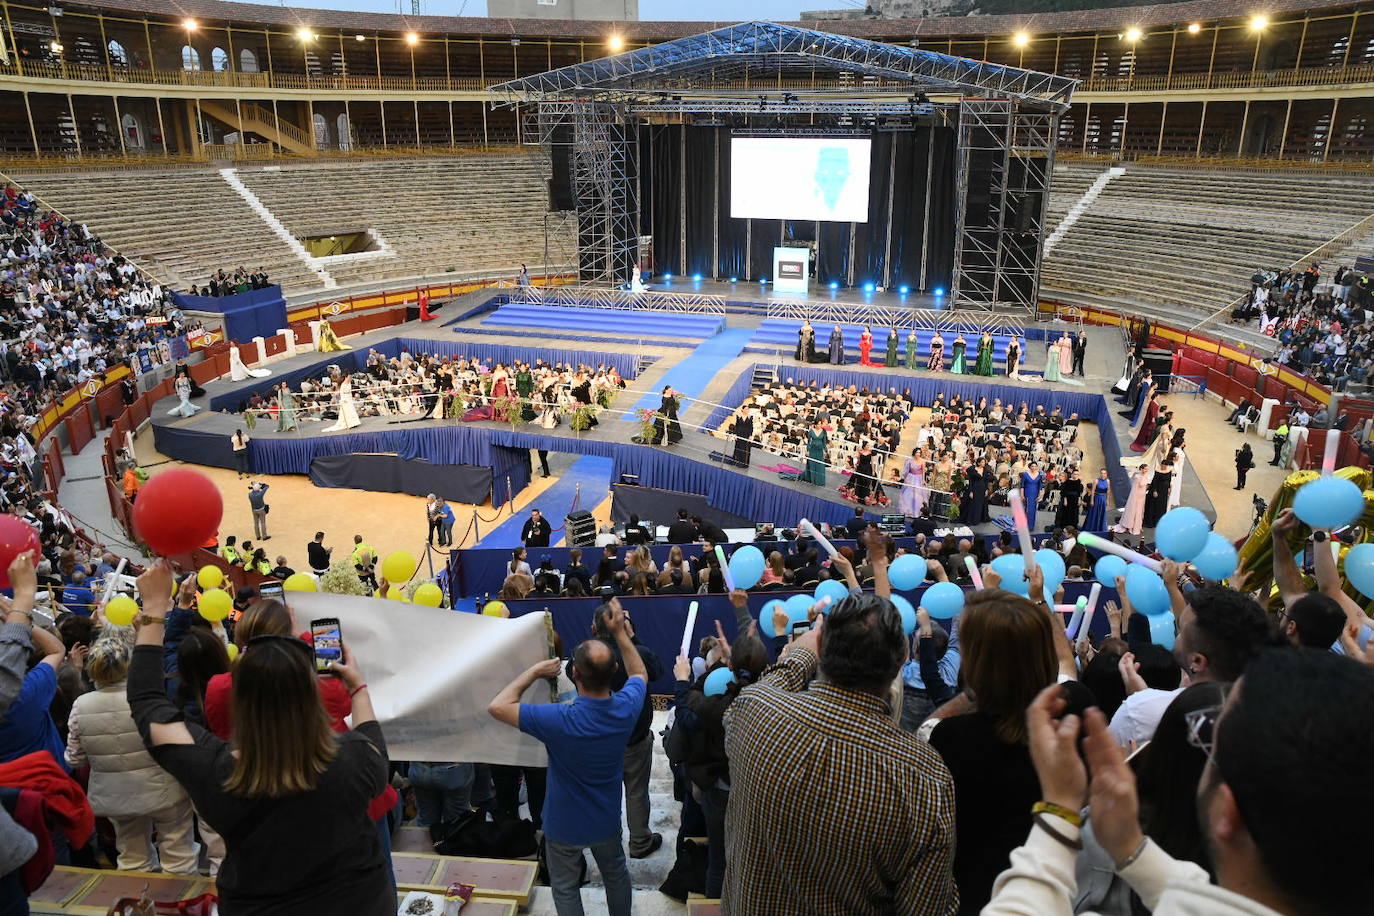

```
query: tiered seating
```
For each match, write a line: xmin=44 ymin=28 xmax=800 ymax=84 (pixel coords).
xmin=1041 ymin=164 xmax=1374 ymax=321
xmin=747 ymin=318 xmax=1024 ymax=364
xmin=482 ymin=303 xmax=726 ymax=339
xmin=1043 ymin=163 xmax=1109 ymax=224
xmin=11 ymin=168 xmax=322 ymax=291
xmin=235 ymin=154 xmax=571 ymax=289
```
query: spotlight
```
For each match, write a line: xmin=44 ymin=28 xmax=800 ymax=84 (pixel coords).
xmin=1249 ymin=14 xmax=1269 ymax=30
xmin=1124 ymin=27 xmax=1143 ymax=42
xmin=830 ymin=281 xmax=839 ymax=290
xmin=664 ymin=273 xmax=673 ymax=281
xmin=863 ymin=283 xmax=875 ymax=293
xmin=296 ymin=27 xmax=314 ymax=42
xmin=405 ymin=32 xmax=419 ymax=45
xmin=899 ymin=285 xmax=910 ymax=295
xmin=355 ymin=33 xmax=367 ymax=41
xmin=607 ymin=34 xmax=624 ymax=52
xmin=934 ymin=287 xmax=945 ymax=296
xmin=1012 ymin=32 xmax=1030 ymax=48
xmin=182 ymin=18 xmax=198 ymax=30
xmin=692 ymin=273 xmax=702 ymax=281
xmin=760 ymin=278 xmax=768 ymax=284
xmin=49 ymin=40 xmax=62 ymax=53
xmin=1187 ymin=22 xmax=1201 ymax=33
xmin=729 ymin=277 xmax=738 ymax=282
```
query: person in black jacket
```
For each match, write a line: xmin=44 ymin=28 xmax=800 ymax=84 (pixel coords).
xmin=307 ymin=531 xmax=332 ymax=576
xmin=521 ymin=509 xmax=552 ymax=548
xmin=666 ymin=509 xmax=698 ymax=545
xmin=693 ymin=515 xmax=727 ymax=545
xmin=591 ymin=600 xmax=664 ymax=858
xmin=672 ymin=589 xmax=769 ymax=897
xmin=1235 ymin=443 xmax=1255 ymax=490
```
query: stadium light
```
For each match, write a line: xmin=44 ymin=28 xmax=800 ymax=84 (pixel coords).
xmin=1250 ymin=14 xmax=1269 ymax=30
xmin=608 ymin=34 xmax=625 ymax=52
xmin=355 ymin=34 xmax=366 ymax=41
xmin=405 ymin=32 xmax=419 ymax=45
xmin=1187 ymin=22 xmax=1202 ymax=33
xmin=296 ymin=27 xmax=314 ymax=42
xmin=182 ymin=18 xmax=198 ymax=31
xmin=1124 ymin=27 xmax=1143 ymax=42
xmin=1012 ymin=32 xmax=1030 ymax=48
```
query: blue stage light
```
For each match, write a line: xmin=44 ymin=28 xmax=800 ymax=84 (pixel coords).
xmin=664 ymin=273 xmax=673 ymax=281
xmin=863 ymin=283 xmax=875 ymax=293
xmin=760 ymin=278 xmax=768 ymax=284
xmin=692 ymin=273 xmax=702 ymax=281
xmin=898 ymin=285 xmax=910 ymax=295
xmin=729 ymin=277 xmax=738 ymax=282
xmin=829 ymin=281 xmax=839 ymax=290
xmin=934 ymin=287 xmax=945 ymax=296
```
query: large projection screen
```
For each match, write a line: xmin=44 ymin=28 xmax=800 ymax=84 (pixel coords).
xmin=730 ymin=136 xmax=872 ymax=223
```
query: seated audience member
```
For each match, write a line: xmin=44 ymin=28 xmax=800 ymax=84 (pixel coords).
xmin=563 ymin=548 xmax=592 ymax=593
xmin=658 ymin=567 xmax=694 ymax=595
xmin=66 ymin=633 xmax=200 ymax=874
xmin=0 ymin=556 xmax=67 ymax=771
xmin=623 ymin=514 xmax=650 ymax=546
xmin=724 ymin=534 xmax=957 ymax=914
xmin=129 ymin=561 xmax=393 ymax=913
xmin=60 ymin=571 xmax=94 ymax=616
xmin=900 ymin=610 xmax=961 ymax=733
xmin=988 ymin=649 xmax=1374 ymax=916
xmin=758 ymin=550 xmax=790 ymax=588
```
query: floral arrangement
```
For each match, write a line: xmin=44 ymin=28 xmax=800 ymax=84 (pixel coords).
xmin=569 ymin=403 xmax=598 ymax=432
xmin=492 ymin=395 xmax=520 ymax=426
xmin=636 ymin=407 xmax=659 ymax=442
xmin=319 ymin=558 xmax=368 ymax=597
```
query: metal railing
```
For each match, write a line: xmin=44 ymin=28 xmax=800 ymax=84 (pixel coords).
xmin=764 ymin=300 xmax=1028 ymax=337
xmin=1079 ymin=61 xmax=1374 ymax=94
xmin=510 ymin=284 xmax=728 ymax=315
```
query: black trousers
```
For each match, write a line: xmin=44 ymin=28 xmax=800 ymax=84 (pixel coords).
xmin=491 ymin=764 xmax=548 ymax=829
xmin=537 ymin=450 xmax=550 ymax=476
xmin=427 ymin=517 xmax=442 ymax=545
xmin=1272 ymin=439 xmax=1285 ymax=464
xmin=1237 ymin=466 xmax=1249 ymax=488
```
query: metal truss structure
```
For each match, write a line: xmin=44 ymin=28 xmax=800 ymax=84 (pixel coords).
xmin=765 ymin=300 xmax=1026 ymax=337
xmin=489 ymin=21 xmax=1075 ymax=112
xmin=511 ymin=283 xmax=728 ymax=315
xmin=625 ymin=99 xmax=939 ymax=117
xmin=952 ymin=99 xmax=1057 ymax=314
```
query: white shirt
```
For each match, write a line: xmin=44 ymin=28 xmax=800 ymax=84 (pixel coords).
xmin=1107 ymin=686 xmax=1183 ymax=747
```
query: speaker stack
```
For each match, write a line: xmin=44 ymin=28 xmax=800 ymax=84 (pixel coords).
xmin=564 ymin=510 xmax=597 ymax=548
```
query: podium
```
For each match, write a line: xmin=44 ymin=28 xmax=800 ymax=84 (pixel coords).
xmin=772 ymin=247 xmax=810 ymax=295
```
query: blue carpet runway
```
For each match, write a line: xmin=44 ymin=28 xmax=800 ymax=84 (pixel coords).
xmin=475 ymin=454 xmax=614 ymax=549
xmin=625 ymin=327 xmax=755 ymax=416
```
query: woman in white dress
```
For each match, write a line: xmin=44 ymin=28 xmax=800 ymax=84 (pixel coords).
xmin=1113 ymin=464 xmax=1152 ymax=536
xmin=167 ymin=375 xmax=199 ymax=418
xmin=229 ymin=347 xmax=271 ymax=382
xmin=323 ymin=376 xmax=362 ymax=432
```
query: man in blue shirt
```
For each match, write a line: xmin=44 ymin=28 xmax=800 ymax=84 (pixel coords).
xmin=489 ymin=604 xmax=644 ymax=916
xmin=60 ymin=571 xmax=95 ymax=617
xmin=899 ymin=613 xmax=960 ymax=734
xmin=0 ymin=552 xmax=68 ymax=772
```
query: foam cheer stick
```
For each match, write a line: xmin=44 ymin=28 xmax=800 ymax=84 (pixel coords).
xmin=1062 ymin=595 xmax=1089 ymax=635
xmin=1322 ymin=430 xmax=1340 ymax=475
xmin=1076 ymin=532 xmax=1162 ymax=573
xmin=98 ymin=557 xmax=128 ymax=607
xmin=799 ymin=517 xmax=839 ymax=559
xmin=964 ymin=555 xmax=983 ymax=589
xmin=715 ymin=545 xmax=736 ymax=591
xmin=1009 ymin=489 xmax=1038 ymax=572
xmin=680 ymin=600 xmax=699 ymax=660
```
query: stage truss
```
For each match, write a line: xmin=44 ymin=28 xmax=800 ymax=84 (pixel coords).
xmin=765 ymin=300 xmax=1026 ymax=337
xmin=510 ymin=283 xmax=728 ymax=315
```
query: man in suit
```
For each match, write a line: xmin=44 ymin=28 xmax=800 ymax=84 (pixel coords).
xmin=1072 ymin=331 xmax=1088 ymax=376
xmin=693 ymin=515 xmax=728 ymax=545
xmin=666 ymin=509 xmax=698 ymax=545
xmin=521 ymin=508 xmax=552 ymax=548
xmin=846 ymin=507 xmax=868 ymax=539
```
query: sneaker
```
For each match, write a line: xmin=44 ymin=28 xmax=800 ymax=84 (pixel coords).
xmin=630 ymin=833 xmax=663 ymax=858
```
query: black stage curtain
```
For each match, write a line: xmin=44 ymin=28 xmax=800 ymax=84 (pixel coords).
xmin=309 ymin=454 xmax=491 ymax=504
xmin=685 ymin=129 xmax=716 ymax=277
xmin=642 ymin=125 xmax=955 ymax=289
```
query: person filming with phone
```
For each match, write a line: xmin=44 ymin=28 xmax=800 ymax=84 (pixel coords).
xmin=128 ymin=560 xmax=393 ymax=915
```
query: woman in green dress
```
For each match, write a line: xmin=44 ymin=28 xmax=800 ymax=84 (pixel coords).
xmin=515 ymin=364 xmax=536 ymax=421
xmin=800 ymin=421 xmax=829 ymax=485
xmin=884 ymin=328 xmax=899 ymax=368
xmin=905 ymin=328 xmax=919 ymax=370
xmin=974 ymin=332 xmax=995 ymax=376
xmin=950 ymin=334 xmax=968 ymax=373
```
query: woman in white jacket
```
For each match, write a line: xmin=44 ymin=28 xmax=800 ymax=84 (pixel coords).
xmin=66 ymin=634 xmax=199 ymax=874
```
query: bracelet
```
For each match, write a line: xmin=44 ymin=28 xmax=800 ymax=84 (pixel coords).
xmin=1032 ymin=800 xmax=1084 ymax=828
xmin=1033 ymin=814 xmax=1084 ymax=850
xmin=349 ymin=683 xmax=368 ymax=697
xmin=1115 ymin=836 xmax=1149 ymax=871
xmin=136 ymin=613 xmax=166 ymax=625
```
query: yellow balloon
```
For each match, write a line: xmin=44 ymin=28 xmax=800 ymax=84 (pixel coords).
xmin=226 ymin=643 xmax=240 ymax=662
xmin=482 ymin=600 xmax=509 ymax=617
xmin=105 ymin=595 xmax=138 ymax=627
xmin=197 ymin=565 xmax=224 ymax=589
xmin=388 ymin=589 xmax=408 ymax=602
xmin=199 ymin=589 xmax=232 ymax=622
xmin=283 ymin=573 xmax=317 ymax=592
xmin=413 ymin=582 xmax=444 ymax=607
xmin=382 ymin=551 xmax=417 ymax=585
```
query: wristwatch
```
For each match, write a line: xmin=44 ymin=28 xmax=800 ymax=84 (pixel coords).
xmin=136 ymin=613 xmax=166 ymax=626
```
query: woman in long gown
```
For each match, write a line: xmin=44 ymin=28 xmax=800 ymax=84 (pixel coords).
xmin=852 ymin=443 xmax=877 ymax=504
xmin=950 ymin=334 xmax=968 ymax=373
xmin=275 ymin=382 xmax=297 ymax=432
xmin=1129 ymin=393 xmax=1162 ymax=452
xmin=490 ymin=366 xmax=512 ymax=401
xmin=1168 ymin=448 xmax=1186 ymax=512
xmin=228 ymin=348 xmax=270 ymax=382
xmin=1020 ymin=463 xmax=1045 ymax=530
xmin=884 ymin=328 xmax=899 ymax=368
xmin=796 ymin=321 xmax=815 ymax=362
xmin=1006 ymin=336 xmax=1021 ymax=379
xmin=905 ymin=329 xmax=919 ymax=370
xmin=1114 ymin=464 xmax=1151 ymax=536
xmin=828 ymin=326 xmax=845 ymax=365
xmin=653 ymin=386 xmax=682 ymax=445
xmin=800 ymin=422 xmax=829 ymax=486
xmin=515 ymin=365 xmax=536 ymax=421
xmin=926 ymin=455 xmax=954 ymax=519
xmin=175 ymin=362 xmax=207 ymax=398
xmin=898 ymin=449 xmax=926 ymax=517
xmin=167 ymin=374 xmax=199 ymax=417
xmin=1083 ymin=469 xmax=1111 ymax=531
xmin=859 ymin=328 xmax=875 ymax=366
xmin=960 ymin=458 xmax=991 ymax=525
xmin=974 ymin=332 xmax=995 ymax=376
xmin=927 ymin=332 xmax=945 ymax=372
xmin=317 ymin=320 xmax=350 ymax=352
xmin=324 ymin=376 xmax=362 ymax=432
xmin=1058 ymin=333 xmax=1074 ymax=375
xmin=1043 ymin=338 xmax=1063 ymax=382
xmin=1054 ymin=471 xmax=1084 ymax=529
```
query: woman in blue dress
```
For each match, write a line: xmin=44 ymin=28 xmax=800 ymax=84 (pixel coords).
xmin=1019 ymin=462 xmax=1045 ymax=531
xmin=1083 ymin=468 xmax=1112 ymax=531
xmin=799 ymin=421 xmax=829 ymax=486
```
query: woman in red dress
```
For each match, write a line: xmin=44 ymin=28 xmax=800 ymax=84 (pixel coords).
xmin=859 ymin=327 xmax=875 ymax=366
xmin=1129 ymin=390 xmax=1161 ymax=452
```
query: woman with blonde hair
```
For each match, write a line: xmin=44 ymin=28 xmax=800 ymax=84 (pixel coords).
xmin=758 ymin=550 xmax=788 ymax=587
xmin=67 ymin=632 xmax=199 ymax=874
xmin=656 ymin=545 xmax=694 ymax=589
xmin=626 ymin=545 xmax=657 ymax=578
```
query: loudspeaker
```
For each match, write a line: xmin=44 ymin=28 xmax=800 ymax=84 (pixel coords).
xmin=549 ymin=126 xmax=574 ymax=211
xmin=1141 ymin=348 xmax=1174 ymax=393
xmin=564 ymin=509 xmax=597 ymax=548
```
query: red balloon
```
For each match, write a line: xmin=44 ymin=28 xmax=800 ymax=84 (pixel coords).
xmin=132 ymin=468 xmax=223 ymax=557
xmin=0 ymin=515 xmax=40 ymax=588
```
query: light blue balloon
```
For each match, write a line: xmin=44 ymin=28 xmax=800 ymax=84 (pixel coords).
xmin=1125 ymin=564 xmax=1171 ymax=616
xmin=890 ymin=594 xmax=917 ymax=635
xmin=814 ymin=579 xmax=850 ymax=608
xmin=889 ymin=554 xmax=925 ymax=591
xmin=921 ymin=581 xmax=965 ymax=620
xmin=1345 ymin=543 xmax=1374 ymax=600
xmin=1094 ymin=554 xmax=1127 ymax=586
xmin=1192 ymin=532 xmax=1238 ymax=581
xmin=784 ymin=593 xmax=815 ymax=623
xmin=1155 ymin=507 xmax=1211 ymax=562
xmin=728 ymin=545 xmax=766 ymax=590
xmin=757 ymin=599 xmax=789 ymax=638
xmin=704 ymin=667 xmax=736 ymax=696
xmin=1293 ymin=475 xmax=1365 ymax=530
xmin=1148 ymin=612 xmax=1176 ymax=650
xmin=1035 ymin=549 xmax=1067 ymax=590
xmin=990 ymin=553 xmax=1029 ymax=595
